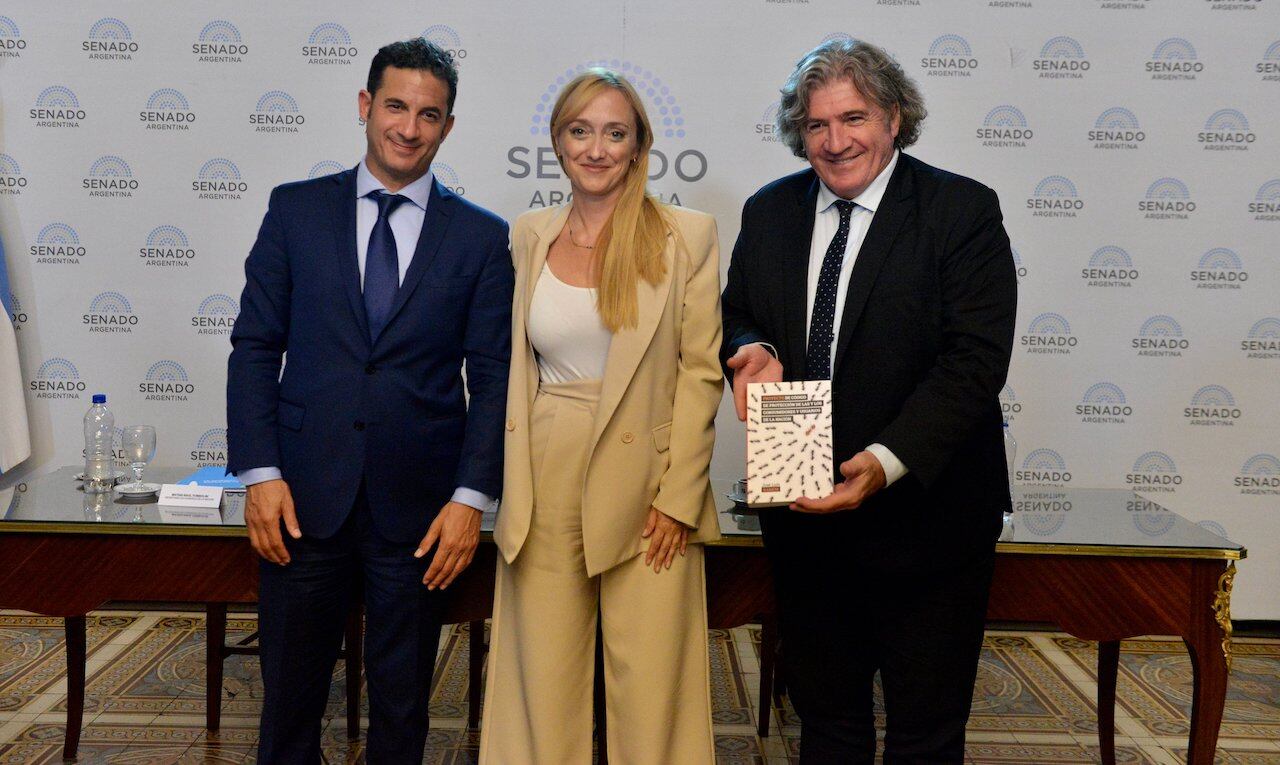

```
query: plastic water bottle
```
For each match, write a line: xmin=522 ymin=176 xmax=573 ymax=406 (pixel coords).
xmin=1000 ymin=422 xmax=1017 ymax=541
xmin=83 ymin=394 xmax=115 ymax=494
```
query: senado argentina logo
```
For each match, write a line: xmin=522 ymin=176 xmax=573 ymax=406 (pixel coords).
xmin=1133 ymin=315 xmax=1188 ymax=357
xmin=1199 ymin=109 xmax=1255 ymax=151
xmin=0 ymin=153 xmax=28 ymax=196
xmin=29 ymin=358 xmax=85 ymax=399
xmin=191 ymin=428 xmax=229 ymax=466
xmin=1197 ymin=520 xmax=1230 ymax=540
xmin=83 ymin=155 xmax=137 ymax=199
xmin=1139 ymin=177 xmax=1195 ymax=220
xmin=1000 ymin=384 xmax=1022 ymax=421
xmin=30 ymin=86 xmax=84 ymax=129
xmin=141 ymin=360 xmax=195 ymax=402
xmin=431 ymin=163 xmax=464 ymax=196
xmin=510 ymin=60 xmax=707 ymax=208
xmin=1184 ymin=384 xmax=1242 ymax=426
xmin=1082 ymin=245 xmax=1137 ymax=287
xmin=0 ymin=16 xmax=26 ymax=58
xmin=1241 ymin=317 xmax=1280 ymax=360
xmin=420 ymin=24 xmax=466 ymax=64
xmin=1021 ymin=312 xmax=1076 ymax=354
xmin=141 ymin=225 xmax=196 ymax=268
xmin=1014 ymin=489 xmax=1074 ymax=535
xmin=8 ymin=292 xmax=28 ymax=329
xmin=1131 ymin=502 xmax=1174 ymax=537
xmin=1090 ymin=107 xmax=1144 ymax=150
xmin=140 ymin=88 xmax=196 ymax=131
xmin=309 ymin=160 xmax=346 ymax=179
xmin=193 ymin=158 xmax=246 ymax=201
xmin=193 ymin=19 xmax=246 ymax=63
xmin=1075 ymin=382 xmax=1131 ymax=424
xmin=251 ymin=90 xmax=304 ymax=134
xmin=1191 ymin=247 xmax=1248 ymax=290
xmin=83 ymin=17 xmax=136 ymax=60
xmin=922 ymin=35 xmax=978 ymax=77
xmin=1147 ymin=38 xmax=1202 ymax=81
xmin=977 ymin=105 xmax=1031 ymax=148
xmin=1016 ymin=448 xmax=1072 ymax=486
xmin=1011 ymin=246 xmax=1028 ymax=281
xmin=1033 ymin=36 xmax=1089 ymax=79
xmin=193 ymin=294 xmax=237 ymax=336
xmin=1249 ymin=178 xmax=1280 ymax=221
xmin=1210 ymin=0 xmax=1264 ymax=13
xmin=1126 ymin=452 xmax=1182 ymax=493
xmin=1026 ymin=175 xmax=1081 ymax=218
xmin=1259 ymin=40 xmax=1280 ymax=81
xmin=756 ymin=101 xmax=780 ymax=143
xmin=304 ymin=23 xmax=356 ymax=65
xmin=31 ymin=222 xmax=84 ymax=265
xmin=83 ymin=291 xmax=137 ymax=334
xmin=1236 ymin=454 xmax=1280 ymax=496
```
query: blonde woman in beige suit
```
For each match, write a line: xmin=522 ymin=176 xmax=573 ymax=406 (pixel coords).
xmin=478 ymin=68 xmax=723 ymax=764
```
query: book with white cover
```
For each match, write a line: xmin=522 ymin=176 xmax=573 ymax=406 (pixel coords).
xmin=746 ymin=380 xmax=833 ymax=506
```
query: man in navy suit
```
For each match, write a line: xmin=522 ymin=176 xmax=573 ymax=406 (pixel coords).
xmin=227 ymin=38 xmax=512 ymax=764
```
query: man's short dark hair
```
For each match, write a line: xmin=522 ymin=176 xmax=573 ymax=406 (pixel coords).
xmin=367 ymin=38 xmax=459 ymax=113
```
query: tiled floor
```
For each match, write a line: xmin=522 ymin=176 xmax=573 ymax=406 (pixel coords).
xmin=0 ymin=611 xmax=1277 ymax=763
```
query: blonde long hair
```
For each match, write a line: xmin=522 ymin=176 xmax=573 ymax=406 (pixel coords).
xmin=550 ymin=69 xmax=669 ymax=332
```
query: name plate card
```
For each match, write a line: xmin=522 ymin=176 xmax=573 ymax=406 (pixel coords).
xmin=746 ymin=380 xmax=834 ymax=507
xmin=159 ymin=483 xmax=223 ymax=508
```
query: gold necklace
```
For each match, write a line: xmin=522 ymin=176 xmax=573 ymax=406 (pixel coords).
xmin=567 ymin=209 xmax=596 ymax=249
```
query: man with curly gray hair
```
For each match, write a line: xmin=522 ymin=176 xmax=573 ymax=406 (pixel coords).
xmin=721 ymin=38 xmax=1017 ymax=764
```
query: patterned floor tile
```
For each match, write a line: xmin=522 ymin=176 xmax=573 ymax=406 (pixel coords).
xmin=972 ymin=635 xmax=1099 ymax=736
xmin=0 ymin=615 xmax=136 ymax=712
xmin=1 ymin=611 xmax=1277 ymax=763
xmin=1055 ymin=637 xmax=1280 ymax=742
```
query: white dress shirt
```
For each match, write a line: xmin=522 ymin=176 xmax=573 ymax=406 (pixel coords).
xmin=238 ymin=158 xmax=494 ymax=512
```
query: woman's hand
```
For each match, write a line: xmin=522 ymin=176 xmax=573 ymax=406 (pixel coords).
xmin=641 ymin=506 xmax=689 ymax=573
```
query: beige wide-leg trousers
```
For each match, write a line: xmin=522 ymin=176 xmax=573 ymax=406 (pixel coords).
xmin=479 ymin=379 xmax=716 ymax=765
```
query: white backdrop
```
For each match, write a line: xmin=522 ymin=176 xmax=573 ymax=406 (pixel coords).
xmin=1 ymin=0 xmax=1276 ymax=617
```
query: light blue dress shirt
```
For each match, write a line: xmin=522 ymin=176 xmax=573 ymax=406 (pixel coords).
xmin=237 ymin=158 xmax=495 ymax=513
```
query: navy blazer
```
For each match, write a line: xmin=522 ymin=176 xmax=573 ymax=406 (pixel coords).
xmin=227 ymin=168 xmax=513 ymax=544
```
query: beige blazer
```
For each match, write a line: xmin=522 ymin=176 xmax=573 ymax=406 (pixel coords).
xmin=496 ymin=203 xmax=724 ymax=576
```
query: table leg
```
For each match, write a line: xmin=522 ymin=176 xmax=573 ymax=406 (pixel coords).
xmin=1096 ymin=640 xmax=1119 ymax=765
xmin=62 ymin=615 xmax=86 ymax=761
xmin=1183 ymin=635 xmax=1230 ymax=765
xmin=468 ymin=620 xmax=485 ymax=730
xmin=205 ymin=604 xmax=227 ymax=732
xmin=345 ymin=605 xmax=363 ymax=740
xmin=1183 ymin=560 xmax=1235 ymax=764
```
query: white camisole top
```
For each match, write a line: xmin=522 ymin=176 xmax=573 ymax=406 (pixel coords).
xmin=527 ymin=263 xmax=612 ymax=383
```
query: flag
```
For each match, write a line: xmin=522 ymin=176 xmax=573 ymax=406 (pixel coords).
xmin=0 ymin=233 xmax=31 ymax=473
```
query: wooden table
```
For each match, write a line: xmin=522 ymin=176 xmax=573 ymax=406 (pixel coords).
xmin=0 ymin=474 xmax=1244 ymax=764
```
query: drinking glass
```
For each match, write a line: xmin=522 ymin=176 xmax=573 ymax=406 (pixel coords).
xmin=121 ymin=425 xmax=157 ymax=490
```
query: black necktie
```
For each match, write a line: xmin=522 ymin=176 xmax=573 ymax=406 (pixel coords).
xmin=364 ymin=190 xmax=409 ymax=341
xmin=805 ymin=199 xmax=857 ymax=380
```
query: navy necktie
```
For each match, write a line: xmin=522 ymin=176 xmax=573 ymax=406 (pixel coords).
xmin=805 ymin=199 xmax=857 ymax=380
xmin=364 ymin=190 xmax=410 ymax=341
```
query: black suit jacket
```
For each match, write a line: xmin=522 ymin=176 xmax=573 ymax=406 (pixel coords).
xmin=721 ymin=153 xmax=1017 ymax=570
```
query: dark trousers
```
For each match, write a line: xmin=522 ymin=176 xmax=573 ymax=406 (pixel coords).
xmin=256 ymin=489 xmax=443 ymax=765
xmin=760 ymin=511 xmax=995 ymax=765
